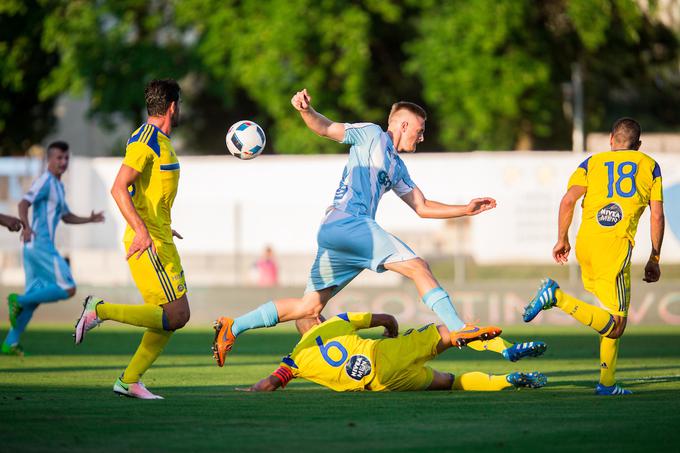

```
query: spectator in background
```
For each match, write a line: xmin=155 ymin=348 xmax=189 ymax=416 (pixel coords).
xmin=256 ymin=246 xmax=279 ymax=287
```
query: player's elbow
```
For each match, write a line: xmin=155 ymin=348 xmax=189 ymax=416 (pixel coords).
xmin=651 ymin=210 xmax=665 ymax=224
xmin=560 ymin=194 xmax=577 ymax=209
xmin=414 ymin=202 xmax=430 ymax=218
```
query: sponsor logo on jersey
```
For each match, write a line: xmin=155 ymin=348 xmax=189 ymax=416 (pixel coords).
xmin=345 ymin=354 xmax=372 ymax=380
xmin=597 ymin=203 xmax=623 ymax=227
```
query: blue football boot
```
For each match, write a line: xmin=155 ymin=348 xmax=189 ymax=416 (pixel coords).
xmin=595 ymin=383 xmax=632 ymax=396
xmin=523 ymin=278 xmax=560 ymax=322
xmin=506 ymin=372 xmax=547 ymax=389
xmin=502 ymin=341 xmax=548 ymax=362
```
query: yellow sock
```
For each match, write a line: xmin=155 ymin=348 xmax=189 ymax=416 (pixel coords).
xmin=452 ymin=372 xmax=512 ymax=391
xmin=599 ymin=336 xmax=620 ymax=386
xmin=121 ymin=329 xmax=173 ymax=384
xmin=97 ymin=303 xmax=165 ymax=330
xmin=467 ymin=336 xmax=513 ymax=354
xmin=555 ymin=289 xmax=615 ymax=335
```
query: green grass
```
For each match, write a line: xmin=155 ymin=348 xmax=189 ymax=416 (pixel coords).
xmin=1 ymin=325 xmax=680 ymax=452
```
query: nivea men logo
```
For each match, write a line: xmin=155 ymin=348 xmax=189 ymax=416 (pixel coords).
xmin=378 ymin=170 xmax=392 ymax=190
xmin=597 ymin=203 xmax=623 ymax=227
xmin=345 ymin=354 xmax=372 ymax=380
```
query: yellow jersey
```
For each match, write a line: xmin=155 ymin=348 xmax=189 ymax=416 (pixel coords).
xmin=568 ymin=150 xmax=663 ymax=245
xmin=122 ymin=123 xmax=180 ymax=244
xmin=277 ymin=313 xmax=377 ymax=392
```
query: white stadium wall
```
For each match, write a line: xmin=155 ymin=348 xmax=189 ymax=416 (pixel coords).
xmin=1 ymin=152 xmax=680 ymax=288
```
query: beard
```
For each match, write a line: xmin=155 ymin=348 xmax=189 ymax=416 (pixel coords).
xmin=171 ymin=111 xmax=180 ymax=128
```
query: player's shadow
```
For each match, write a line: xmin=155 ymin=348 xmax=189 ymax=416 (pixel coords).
xmin=0 ymin=328 xmax=301 ymax=357
xmin=546 ymin=364 xmax=680 ymax=378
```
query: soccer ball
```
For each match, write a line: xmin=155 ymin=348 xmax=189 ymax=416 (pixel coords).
xmin=225 ymin=120 xmax=266 ymax=160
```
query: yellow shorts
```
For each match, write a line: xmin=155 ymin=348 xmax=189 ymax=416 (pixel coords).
xmin=125 ymin=240 xmax=187 ymax=305
xmin=576 ymin=233 xmax=632 ymax=317
xmin=368 ymin=323 xmax=440 ymax=391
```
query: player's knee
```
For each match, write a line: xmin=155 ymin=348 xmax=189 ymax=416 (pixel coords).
xmin=66 ymin=287 xmax=76 ymax=298
xmin=302 ymin=300 xmax=323 ymax=319
xmin=606 ymin=316 xmax=627 ymax=339
xmin=167 ymin=311 xmax=190 ymax=330
xmin=606 ymin=323 xmax=626 ymax=339
xmin=411 ymin=259 xmax=433 ymax=278
xmin=164 ymin=302 xmax=191 ymax=330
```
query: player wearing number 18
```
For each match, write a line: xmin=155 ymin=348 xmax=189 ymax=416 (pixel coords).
xmin=523 ymin=117 xmax=665 ymax=395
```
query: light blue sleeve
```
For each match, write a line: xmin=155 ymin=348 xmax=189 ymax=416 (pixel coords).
xmin=341 ymin=123 xmax=382 ymax=146
xmin=23 ymin=173 xmax=50 ymax=204
xmin=393 ymin=159 xmax=416 ymax=197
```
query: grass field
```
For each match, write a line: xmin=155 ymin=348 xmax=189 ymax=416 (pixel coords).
xmin=1 ymin=324 xmax=680 ymax=452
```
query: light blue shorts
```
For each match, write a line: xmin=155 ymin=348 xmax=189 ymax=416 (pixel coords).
xmin=306 ymin=211 xmax=417 ymax=296
xmin=23 ymin=240 xmax=75 ymax=292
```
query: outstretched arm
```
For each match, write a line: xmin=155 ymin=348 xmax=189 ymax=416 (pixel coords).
xmin=237 ymin=375 xmax=283 ymax=392
xmin=400 ymin=187 xmax=496 ymax=219
xmin=553 ymin=185 xmax=586 ymax=264
xmin=644 ymin=200 xmax=664 ymax=283
xmin=291 ymin=89 xmax=346 ymax=142
xmin=62 ymin=211 xmax=105 ymax=225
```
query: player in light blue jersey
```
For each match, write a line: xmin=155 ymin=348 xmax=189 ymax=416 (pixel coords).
xmin=2 ymin=141 xmax=104 ymax=356
xmin=212 ymin=89 xmax=519 ymax=367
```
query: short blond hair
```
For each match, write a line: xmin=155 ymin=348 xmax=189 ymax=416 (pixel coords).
xmin=388 ymin=101 xmax=427 ymax=122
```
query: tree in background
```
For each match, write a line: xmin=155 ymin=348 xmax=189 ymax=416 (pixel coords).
xmin=0 ymin=0 xmax=60 ymax=155
xmin=1 ymin=0 xmax=679 ymax=155
xmin=407 ymin=0 xmax=680 ymax=151
xmin=174 ymin=0 xmax=423 ymax=153
xmin=40 ymin=0 xmax=192 ymax=133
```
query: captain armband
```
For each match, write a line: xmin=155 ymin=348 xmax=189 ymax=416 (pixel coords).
xmin=271 ymin=366 xmax=295 ymax=388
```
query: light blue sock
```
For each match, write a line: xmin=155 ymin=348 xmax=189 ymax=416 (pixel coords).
xmin=18 ymin=285 xmax=70 ymax=305
xmin=422 ymin=287 xmax=465 ymax=331
xmin=3 ymin=303 xmax=37 ymax=347
xmin=232 ymin=301 xmax=279 ymax=337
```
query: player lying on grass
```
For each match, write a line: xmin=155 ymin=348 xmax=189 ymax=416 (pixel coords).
xmin=236 ymin=312 xmax=547 ymax=393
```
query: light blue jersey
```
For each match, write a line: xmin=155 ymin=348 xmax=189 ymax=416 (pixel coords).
xmin=22 ymin=171 xmax=74 ymax=291
xmin=306 ymin=123 xmax=419 ymax=296
xmin=23 ymin=171 xmax=70 ymax=244
xmin=332 ymin=123 xmax=416 ymax=218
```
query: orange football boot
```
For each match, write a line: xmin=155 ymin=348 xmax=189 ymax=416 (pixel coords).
xmin=450 ymin=323 xmax=502 ymax=348
xmin=212 ymin=317 xmax=236 ymax=367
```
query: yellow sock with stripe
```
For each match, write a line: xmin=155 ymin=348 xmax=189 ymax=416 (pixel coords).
xmin=121 ymin=328 xmax=173 ymax=384
xmin=599 ymin=336 xmax=620 ymax=386
xmin=555 ymin=289 xmax=615 ymax=335
xmin=452 ymin=372 xmax=512 ymax=391
xmin=467 ymin=336 xmax=513 ymax=354
xmin=97 ymin=303 xmax=165 ymax=330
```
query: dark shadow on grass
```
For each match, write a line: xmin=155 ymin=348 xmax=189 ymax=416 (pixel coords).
xmin=2 ymin=329 xmax=680 ymax=362
xmin=0 ymin=360 xmax=276 ymax=374
xmin=545 ymin=364 xmax=680 ymax=378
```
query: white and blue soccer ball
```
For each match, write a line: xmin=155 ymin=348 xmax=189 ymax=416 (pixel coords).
xmin=225 ymin=120 xmax=266 ymax=160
